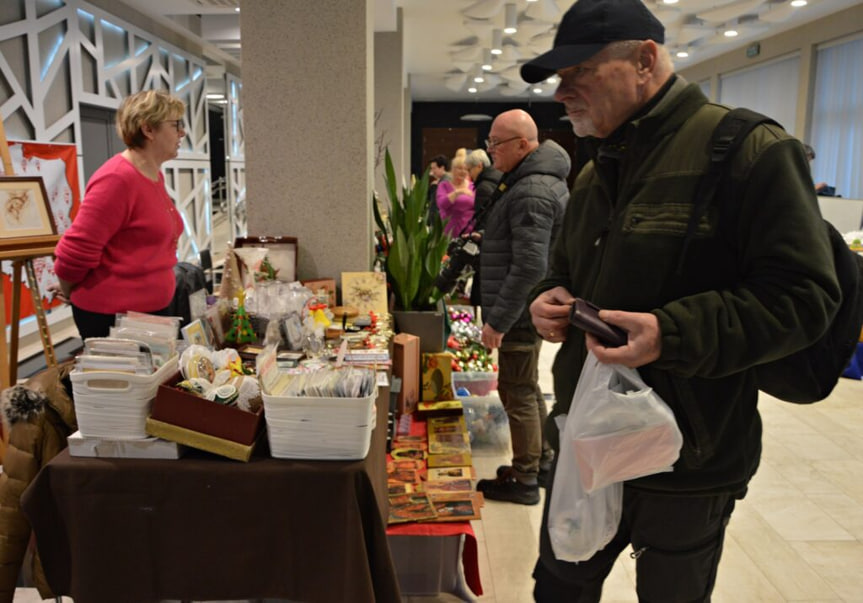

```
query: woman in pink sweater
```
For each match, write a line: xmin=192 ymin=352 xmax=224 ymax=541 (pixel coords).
xmin=436 ymin=155 xmax=475 ymax=238
xmin=54 ymin=90 xmax=186 ymax=339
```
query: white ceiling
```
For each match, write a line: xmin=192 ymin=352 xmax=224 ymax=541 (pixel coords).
xmin=120 ymin=0 xmax=862 ymax=102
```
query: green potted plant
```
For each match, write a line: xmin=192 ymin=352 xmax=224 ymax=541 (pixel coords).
xmin=373 ymin=149 xmax=451 ymax=352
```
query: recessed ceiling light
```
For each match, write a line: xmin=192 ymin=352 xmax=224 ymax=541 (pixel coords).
xmin=460 ymin=114 xmax=493 ymax=122
xmin=234 ymin=7 xmax=240 ymax=12
xmin=491 ymin=29 xmax=503 ymax=55
xmin=663 ymin=0 xmax=679 ymax=4
xmin=504 ymin=4 xmax=518 ymax=35
xmin=533 ymin=87 xmax=543 ymax=94
xmin=474 ymin=74 xmax=485 ymax=83
xmin=468 ymin=87 xmax=477 ymax=93
xmin=676 ymin=50 xmax=689 ymax=58
xmin=724 ymin=28 xmax=739 ymax=37
xmin=481 ymin=49 xmax=493 ymax=71
xmin=545 ymin=75 xmax=558 ymax=85
xmin=790 ymin=0 xmax=807 ymax=6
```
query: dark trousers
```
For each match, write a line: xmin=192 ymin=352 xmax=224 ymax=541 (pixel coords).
xmin=72 ymin=304 xmax=170 ymax=340
xmin=534 ymin=483 xmax=736 ymax=603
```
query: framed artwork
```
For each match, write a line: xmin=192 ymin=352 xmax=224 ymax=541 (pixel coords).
xmin=234 ymin=236 xmax=298 ymax=284
xmin=341 ymin=271 xmax=388 ymax=316
xmin=2 ymin=142 xmax=82 ymax=324
xmin=181 ymin=319 xmax=210 ymax=347
xmin=0 ymin=177 xmax=56 ymax=240
xmin=426 ymin=493 xmax=482 ymax=522
xmin=301 ymin=277 xmax=337 ymax=306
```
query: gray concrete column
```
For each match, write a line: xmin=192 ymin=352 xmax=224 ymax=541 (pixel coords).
xmin=373 ymin=8 xmax=405 ymax=198
xmin=241 ymin=0 xmax=374 ymax=279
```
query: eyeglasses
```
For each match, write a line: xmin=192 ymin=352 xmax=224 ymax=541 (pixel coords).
xmin=163 ymin=119 xmax=184 ymax=130
xmin=485 ymin=136 xmax=521 ymax=150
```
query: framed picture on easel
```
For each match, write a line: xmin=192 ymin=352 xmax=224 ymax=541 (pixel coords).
xmin=0 ymin=176 xmax=57 ymax=245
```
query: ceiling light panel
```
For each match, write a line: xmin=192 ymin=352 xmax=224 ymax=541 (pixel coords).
xmin=461 ymin=0 xmax=505 ymax=20
xmin=696 ymin=0 xmax=765 ymax=24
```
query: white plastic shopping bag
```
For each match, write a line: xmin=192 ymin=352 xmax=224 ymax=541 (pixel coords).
xmin=570 ymin=353 xmax=683 ymax=493
xmin=547 ymin=352 xmax=684 ymax=562
xmin=547 ymin=353 xmax=623 ymax=563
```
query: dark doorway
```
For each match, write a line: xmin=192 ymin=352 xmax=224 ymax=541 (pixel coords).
xmin=421 ymin=127 xmax=479 ymax=174
xmin=80 ymin=104 xmax=123 ymax=185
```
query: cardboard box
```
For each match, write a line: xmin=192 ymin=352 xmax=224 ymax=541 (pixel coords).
xmin=67 ymin=430 xmax=185 ymax=459
xmin=145 ymin=418 xmax=257 ymax=462
xmin=421 ymin=352 xmax=454 ymax=401
xmin=416 ymin=399 xmax=464 ymax=418
xmin=151 ymin=373 xmax=264 ymax=446
xmin=393 ymin=333 xmax=420 ymax=414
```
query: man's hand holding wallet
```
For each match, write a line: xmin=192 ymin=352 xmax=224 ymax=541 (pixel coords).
xmin=569 ymin=298 xmax=628 ymax=348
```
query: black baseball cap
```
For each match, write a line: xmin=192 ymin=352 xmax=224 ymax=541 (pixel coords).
xmin=520 ymin=0 xmax=665 ymax=83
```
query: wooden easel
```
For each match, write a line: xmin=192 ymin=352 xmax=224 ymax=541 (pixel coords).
xmin=0 ymin=119 xmax=61 ymax=464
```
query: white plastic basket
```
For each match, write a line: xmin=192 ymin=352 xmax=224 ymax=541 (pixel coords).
xmin=72 ymin=356 xmax=178 ymax=439
xmin=262 ymin=389 xmax=376 ymax=460
xmin=71 ymin=355 xmax=178 ymax=400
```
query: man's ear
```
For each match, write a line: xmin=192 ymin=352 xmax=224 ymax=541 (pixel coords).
xmin=637 ymin=40 xmax=658 ymax=75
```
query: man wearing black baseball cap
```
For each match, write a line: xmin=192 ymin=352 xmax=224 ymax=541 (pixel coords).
xmin=525 ymin=0 xmax=840 ymax=601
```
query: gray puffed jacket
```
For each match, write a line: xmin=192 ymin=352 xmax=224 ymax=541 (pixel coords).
xmin=480 ymin=140 xmax=570 ymax=336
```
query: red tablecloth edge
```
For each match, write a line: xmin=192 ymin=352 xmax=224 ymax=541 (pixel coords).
xmin=387 ymin=521 xmax=482 ymax=596
xmin=388 ymin=414 xmax=482 ymax=595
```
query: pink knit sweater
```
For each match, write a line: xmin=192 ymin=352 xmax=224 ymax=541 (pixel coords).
xmin=54 ymin=154 xmax=183 ymax=314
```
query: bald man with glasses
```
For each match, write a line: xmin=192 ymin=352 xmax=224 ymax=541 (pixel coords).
xmin=475 ymin=109 xmax=570 ymax=505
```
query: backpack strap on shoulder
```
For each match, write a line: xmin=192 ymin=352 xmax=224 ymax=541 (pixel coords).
xmin=675 ymin=107 xmax=780 ymax=275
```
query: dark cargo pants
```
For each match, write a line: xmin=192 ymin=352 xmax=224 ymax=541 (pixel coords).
xmin=533 ymin=481 xmax=736 ymax=602
xmin=498 ymin=328 xmax=553 ymax=480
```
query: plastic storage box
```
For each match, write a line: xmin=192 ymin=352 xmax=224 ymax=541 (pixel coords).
xmin=461 ymin=394 xmax=509 ymax=451
xmin=452 ymin=371 xmax=498 ymax=396
xmin=71 ymin=355 xmax=179 ymax=439
xmin=262 ymin=390 xmax=377 ymax=460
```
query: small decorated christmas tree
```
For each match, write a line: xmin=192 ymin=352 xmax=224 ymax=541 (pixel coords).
xmin=225 ymin=289 xmax=257 ymax=344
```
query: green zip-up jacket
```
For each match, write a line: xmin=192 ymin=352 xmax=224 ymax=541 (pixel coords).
xmin=533 ymin=79 xmax=840 ymax=496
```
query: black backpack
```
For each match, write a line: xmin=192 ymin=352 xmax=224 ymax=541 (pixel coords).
xmin=685 ymin=107 xmax=863 ymax=404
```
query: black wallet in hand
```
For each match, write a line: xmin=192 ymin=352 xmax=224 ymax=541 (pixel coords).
xmin=568 ymin=298 xmax=628 ymax=348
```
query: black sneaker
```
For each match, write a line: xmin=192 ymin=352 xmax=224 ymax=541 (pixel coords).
xmin=496 ymin=464 xmax=551 ymax=489
xmin=477 ymin=474 xmax=540 ymax=505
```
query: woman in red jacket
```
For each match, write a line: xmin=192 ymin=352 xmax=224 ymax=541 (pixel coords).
xmin=54 ymin=90 xmax=186 ymax=339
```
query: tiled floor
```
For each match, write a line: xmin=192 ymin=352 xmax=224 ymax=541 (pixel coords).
xmin=13 ymin=342 xmax=863 ymax=602
xmin=406 ymin=342 xmax=863 ymax=603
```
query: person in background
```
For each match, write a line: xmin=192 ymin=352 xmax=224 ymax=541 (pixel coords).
xmin=464 ymin=148 xmax=503 ymax=230
xmin=463 ymin=149 xmax=503 ymax=307
xmin=427 ymin=154 xmax=451 ymax=225
xmin=804 ymin=143 xmax=834 ymax=196
xmin=436 ymin=154 xmax=475 ymax=237
xmin=53 ymin=89 xmax=186 ymax=339
xmin=476 ymin=109 xmax=570 ymax=505
xmin=523 ymin=0 xmax=839 ymax=600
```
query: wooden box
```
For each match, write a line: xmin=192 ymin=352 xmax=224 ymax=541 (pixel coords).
xmin=151 ymin=373 xmax=264 ymax=446
xmin=393 ymin=333 xmax=420 ymax=415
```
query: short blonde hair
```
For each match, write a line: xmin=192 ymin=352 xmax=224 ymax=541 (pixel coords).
xmin=116 ymin=90 xmax=186 ymax=148
xmin=451 ymin=155 xmax=467 ymax=170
